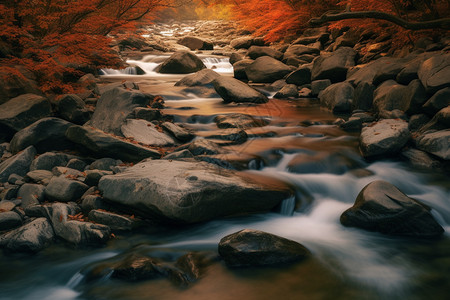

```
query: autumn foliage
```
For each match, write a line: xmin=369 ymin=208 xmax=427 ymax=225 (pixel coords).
xmin=0 ymin=0 xmax=167 ymax=94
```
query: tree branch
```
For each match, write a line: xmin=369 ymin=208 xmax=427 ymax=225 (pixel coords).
xmin=309 ymin=11 xmax=450 ymax=30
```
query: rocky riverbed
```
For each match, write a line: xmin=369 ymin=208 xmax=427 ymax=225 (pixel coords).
xmin=0 ymin=19 xmax=449 ymax=300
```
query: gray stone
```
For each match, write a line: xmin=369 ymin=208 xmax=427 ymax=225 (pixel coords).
xmin=0 ymin=218 xmax=54 ymax=253
xmin=98 ymin=160 xmax=293 ymax=224
xmin=52 ymin=166 xmax=84 ymax=177
xmin=161 ymin=122 xmax=194 ymax=142
xmin=66 ymin=125 xmax=161 ymax=162
xmin=212 ymin=76 xmax=268 ymax=103
xmin=341 ymin=181 xmax=444 ymax=238
xmin=312 ymin=47 xmax=356 ymax=82
xmin=0 ymin=211 xmax=22 ymax=231
xmin=422 ymin=87 xmax=450 ymax=116
xmin=373 ymin=80 xmax=409 ymax=113
xmin=360 ymin=119 xmax=410 ymax=158
xmin=44 ymin=177 xmax=89 ymax=202
xmin=30 ymin=152 xmax=72 ymax=171
xmin=285 ymin=67 xmax=311 ymax=86
xmin=56 ymin=94 xmax=91 ymax=125
xmin=245 ymin=56 xmax=292 ymax=83
xmin=133 ymin=107 xmax=162 ymax=122
xmin=24 ymin=170 xmax=53 ymax=183
xmin=66 ymin=158 xmax=87 ymax=171
xmin=88 ymin=210 xmax=135 ymax=231
xmin=311 ymin=79 xmax=331 ymax=97
xmin=175 ymin=69 xmax=221 ymax=87
xmin=17 ymin=183 xmax=45 ymax=208
xmin=403 ymin=79 xmax=428 ymax=115
xmin=89 ymin=158 xmax=122 ymax=171
xmin=274 ymin=84 xmax=298 ymax=99
xmin=416 ymin=130 xmax=450 ymax=160
xmin=156 ymin=51 xmax=206 ymax=74
xmin=418 ymin=53 xmax=450 ymax=93
xmin=214 ymin=113 xmax=269 ymax=129
xmin=218 ymin=229 xmax=310 ymax=267
xmin=0 ymin=146 xmax=36 ymax=182
xmin=247 ymin=46 xmax=283 ymax=60
xmin=401 ymin=149 xmax=442 ymax=170
xmin=81 ymin=195 xmax=112 ymax=213
xmin=0 ymin=185 xmax=19 ymax=200
xmin=121 ymin=119 xmax=177 ymax=146
xmin=319 ymin=82 xmax=354 ymax=113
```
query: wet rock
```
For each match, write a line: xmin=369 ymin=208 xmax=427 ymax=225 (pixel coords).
xmin=88 ymin=88 xmax=155 ymax=136
xmin=0 ymin=211 xmax=22 ymax=231
xmin=360 ymin=119 xmax=410 ymax=158
xmin=0 ymin=146 xmax=36 ymax=182
xmin=30 ymin=152 xmax=74 ymax=171
xmin=245 ymin=56 xmax=292 ymax=83
xmin=319 ymin=82 xmax=354 ymax=113
xmin=56 ymin=94 xmax=92 ymax=125
xmin=401 ymin=149 xmax=442 ymax=170
xmin=88 ymin=210 xmax=135 ymax=231
xmin=162 ymin=122 xmax=195 ymax=142
xmin=24 ymin=170 xmax=54 ymax=184
xmin=247 ymin=46 xmax=283 ymax=60
xmin=212 ymin=76 xmax=268 ymax=104
xmin=121 ymin=119 xmax=177 ymax=146
xmin=214 ymin=113 xmax=269 ymax=129
xmin=285 ymin=67 xmax=311 ymax=86
xmin=66 ymin=158 xmax=87 ymax=171
xmin=230 ymin=36 xmax=254 ymax=49
xmin=9 ymin=117 xmax=74 ymax=154
xmin=274 ymin=84 xmax=298 ymax=99
xmin=218 ymin=229 xmax=310 ymax=267
xmin=418 ymin=53 xmax=450 ymax=93
xmin=341 ymin=181 xmax=444 ymax=238
xmin=66 ymin=125 xmax=161 ymax=162
xmin=422 ymin=87 xmax=450 ymax=116
xmin=17 ymin=183 xmax=45 ymax=208
xmin=353 ymin=81 xmax=374 ymax=111
xmin=163 ymin=149 xmax=194 ymax=160
xmin=373 ymin=80 xmax=409 ymax=113
xmin=311 ymin=47 xmax=356 ymax=82
xmin=44 ymin=177 xmax=89 ymax=202
xmin=177 ymin=36 xmax=213 ymax=50
xmin=186 ymin=139 xmax=224 ymax=155
xmin=99 ymin=160 xmax=293 ymax=224
xmin=287 ymin=151 xmax=365 ymax=174
xmin=311 ymin=79 xmax=331 ymax=97
xmin=175 ymin=69 xmax=221 ymax=87
xmin=156 ymin=51 xmax=206 ymax=74
xmin=0 ymin=94 xmax=52 ymax=133
xmin=233 ymin=59 xmax=253 ymax=80
xmin=8 ymin=174 xmax=23 ymax=185
xmin=118 ymin=36 xmax=148 ymax=50
xmin=0 ymin=218 xmax=55 ymax=253
xmin=416 ymin=130 xmax=450 ymax=160
xmin=133 ymin=107 xmax=162 ymax=122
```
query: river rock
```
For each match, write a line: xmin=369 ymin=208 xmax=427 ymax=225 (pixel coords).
xmin=175 ymin=69 xmax=221 ymax=87
xmin=0 ymin=211 xmax=22 ymax=231
xmin=0 ymin=94 xmax=52 ymax=133
xmin=0 ymin=146 xmax=36 ymax=182
xmin=422 ymin=87 xmax=450 ymax=116
xmin=229 ymin=53 xmax=243 ymax=65
xmin=285 ymin=67 xmax=311 ymax=86
xmin=360 ymin=119 xmax=410 ymax=158
xmin=311 ymin=47 xmax=356 ymax=82
xmin=319 ymin=82 xmax=354 ymax=113
xmin=403 ymin=79 xmax=428 ymax=115
xmin=311 ymin=79 xmax=331 ymax=97
xmin=245 ymin=56 xmax=292 ymax=83
xmin=373 ymin=80 xmax=409 ymax=113
xmin=177 ymin=36 xmax=213 ymax=50
xmin=415 ymin=129 xmax=450 ymax=160
xmin=218 ymin=229 xmax=310 ymax=267
xmin=283 ymin=45 xmax=320 ymax=62
xmin=340 ymin=181 xmax=444 ymax=238
xmin=401 ymin=148 xmax=442 ymax=170
xmin=9 ymin=117 xmax=74 ymax=154
xmin=418 ymin=53 xmax=450 ymax=93
xmin=89 ymin=158 xmax=122 ymax=171
xmin=347 ymin=57 xmax=394 ymax=86
xmin=66 ymin=158 xmax=87 ymax=171
xmin=372 ymin=58 xmax=408 ymax=85
xmin=230 ymin=36 xmax=254 ymax=49
xmin=66 ymin=125 xmax=161 ymax=162
xmin=156 ymin=51 xmax=206 ymax=74
xmin=88 ymin=210 xmax=135 ymax=231
xmin=133 ymin=107 xmax=162 ymax=122
xmin=247 ymin=46 xmax=283 ymax=60
xmin=0 ymin=218 xmax=55 ymax=253
xmin=17 ymin=183 xmax=45 ymax=208
xmin=30 ymin=152 xmax=73 ymax=171
xmin=186 ymin=139 xmax=224 ymax=155
xmin=233 ymin=59 xmax=253 ymax=80
xmin=88 ymin=88 xmax=155 ymax=136
xmin=353 ymin=81 xmax=374 ymax=111
xmin=56 ymin=94 xmax=91 ymax=125
xmin=212 ymin=76 xmax=268 ymax=103
xmin=24 ymin=170 xmax=54 ymax=184
xmin=44 ymin=176 xmax=89 ymax=202
xmin=98 ymin=160 xmax=293 ymax=224
xmin=274 ymin=84 xmax=298 ymax=99
xmin=214 ymin=113 xmax=269 ymax=129
xmin=121 ymin=119 xmax=177 ymax=146
xmin=161 ymin=122 xmax=195 ymax=142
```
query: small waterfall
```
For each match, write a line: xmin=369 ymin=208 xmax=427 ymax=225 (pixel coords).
xmin=279 ymin=196 xmax=295 ymax=216
xmin=66 ymin=272 xmax=84 ymax=288
xmin=201 ymin=57 xmax=233 ymax=73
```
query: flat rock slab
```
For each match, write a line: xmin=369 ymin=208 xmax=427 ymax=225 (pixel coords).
xmin=218 ymin=229 xmax=310 ymax=267
xmin=98 ymin=160 xmax=293 ymax=224
xmin=418 ymin=53 xmax=450 ymax=93
xmin=44 ymin=176 xmax=89 ymax=202
xmin=121 ymin=119 xmax=177 ymax=147
xmin=66 ymin=125 xmax=161 ymax=162
xmin=360 ymin=119 xmax=410 ymax=158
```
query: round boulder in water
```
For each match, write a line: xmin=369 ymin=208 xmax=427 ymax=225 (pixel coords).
xmin=155 ymin=51 xmax=206 ymax=74
xmin=218 ymin=229 xmax=310 ymax=267
xmin=341 ymin=180 xmax=444 ymax=238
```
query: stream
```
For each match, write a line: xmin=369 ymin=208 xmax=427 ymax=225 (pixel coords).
xmin=1 ymin=23 xmax=449 ymax=300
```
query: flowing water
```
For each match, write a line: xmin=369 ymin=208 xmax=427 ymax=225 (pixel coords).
xmin=2 ymin=27 xmax=449 ymax=300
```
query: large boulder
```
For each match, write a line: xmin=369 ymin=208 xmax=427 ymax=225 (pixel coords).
xmin=98 ymin=160 xmax=293 ymax=224
xmin=418 ymin=53 xmax=450 ymax=93
xmin=416 ymin=129 xmax=450 ymax=160
xmin=174 ymin=69 xmax=221 ymax=87
xmin=56 ymin=94 xmax=92 ymax=125
xmin=360 ymin=119 xmax=410 ymax=158
xmin=156 ymin=51 xmax=206 ymax=74
xmin=0 ymin=218 xmax=55 ymax=253
xmin=29 ymin=152 xmax=74 ymax=171
xmin=422 ymin=87 xmax=450 ymax=115
xmin=311 ymin=47 xmax=356 ymax=82
xmin=285 ymin=67 xmax=311 ymax=86
xmin=274 ymin=84 xmax=298 ymax=99
xmin=66 ymin=125 xmax=161 ymax=162
xmin=44 ymin=176 xmax=89 ymax=202
xmin=218 ymin=229 xmax=310 ymax=267
xmin=247 ymin=46 xmax=283 ymax=60
xmin=161 ymin=122 xmax=194 ymax=142
xmin=121 ymin=119 xmax=177 ymax=146
xmin=9 ymin=117 xmax=74 ymax=154
xmin=0 ymin=94 xmax=52 ymax=137
xmin=0 ymin=146 xmax=36 ymax=182
xmin=245 ymin=56 xmax=292 ymax=83
xmin=341 ymin=181 xmax=444 ymax=238
xmin=214 ymin=113 xmax=269 ymax=129
xmin=403 ymin=79 xmax=428 ymax=115
xmin=283 ymin=45 xmax=320 ymax=62
xmin=372 ymin=80 xmax=409 ymax=113
xmin=318 ymin=82 xmax=354 ymax=113
xmin=17 ymin=183 xmax=45 ymax=208
xmin=346 ymin=57 xmax=396 ymax=86
xmin=177 ymin=36 xmax=213 ymax=50
xmin=212 ymin=76 xmax=268 ymax=104
xmin=230 ymin=36 xmax=254 ymax=49
xmin=233 ymin=59 xmax=253 ymax=80
xmin=88 ymin=88 xmax=155 ymax=136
